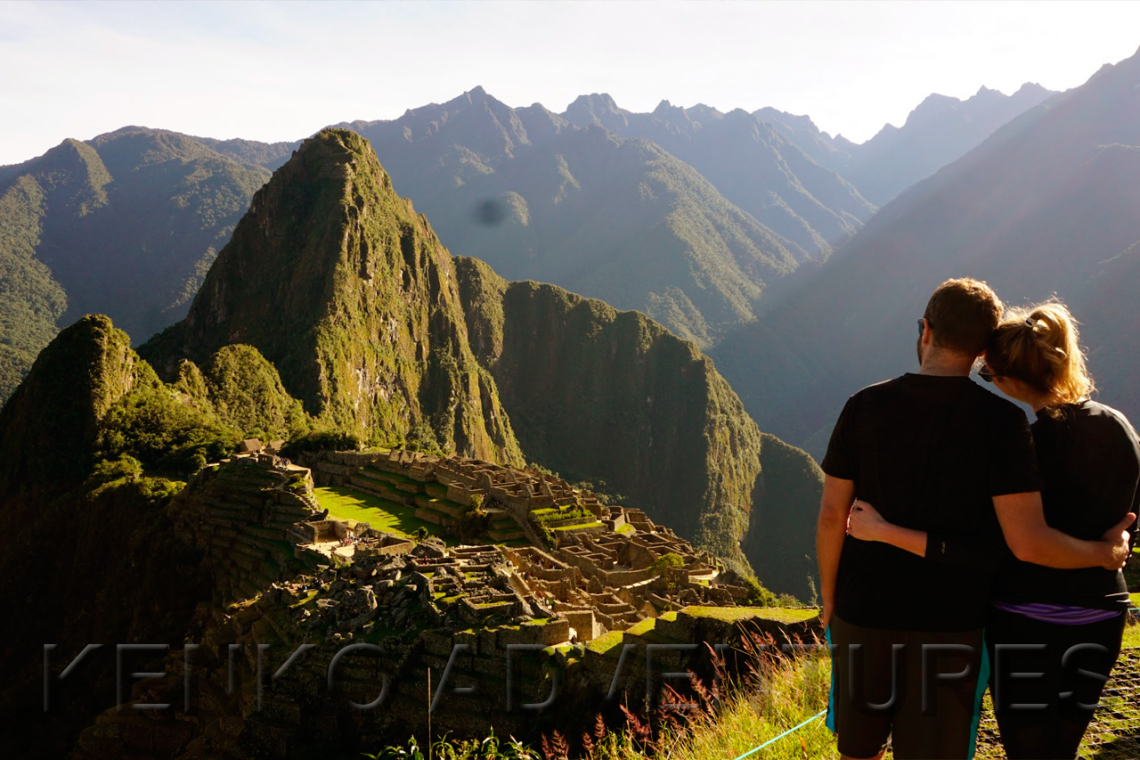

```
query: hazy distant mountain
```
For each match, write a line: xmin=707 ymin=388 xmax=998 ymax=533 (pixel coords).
xmin=0 ymin=128 xmax=269 ymax=403
xmin=758 ymin=84 xmax=1056 ymax=206
xmin=712 ymin=48 xmax=1140 ymax=456
xmin=564 ymin=94 xmax=876 ymax=259
xmin=340 ymin=87 xmax=802 ymax=347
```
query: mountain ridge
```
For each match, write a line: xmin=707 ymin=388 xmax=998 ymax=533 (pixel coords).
xmin=0 ymin=126 xmax=271 ymax=402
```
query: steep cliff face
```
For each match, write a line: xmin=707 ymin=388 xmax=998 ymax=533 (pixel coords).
xmin=456 ymin=255 xmax=823 ymax=577
xmin=745 ymin=433 xmax=826 ymax=601
xmin=140 ymin=129 xmax=523 ymax=465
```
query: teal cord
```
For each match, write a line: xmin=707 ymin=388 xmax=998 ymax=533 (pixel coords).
xmin=730 ymin=709 xmax=827 ymax=760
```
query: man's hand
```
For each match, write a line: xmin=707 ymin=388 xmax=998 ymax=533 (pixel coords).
xmin=821 ymin=597 xmax=834 ymax=629
xmin=848 ymin=500 xmax=887 ymax=542
xmin=1100 ymin=512 xmax=1137 ymax=571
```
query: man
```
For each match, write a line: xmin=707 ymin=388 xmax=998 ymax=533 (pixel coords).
xmin=817 ymin=278 xmax=1132 ymax=760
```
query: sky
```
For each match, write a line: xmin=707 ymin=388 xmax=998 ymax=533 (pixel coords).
xmin=2 ymin=1 xmax=1140 ymax=165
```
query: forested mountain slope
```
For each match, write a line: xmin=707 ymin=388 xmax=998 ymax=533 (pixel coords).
xmin=0 ymin=128 xmax=270 ymax=402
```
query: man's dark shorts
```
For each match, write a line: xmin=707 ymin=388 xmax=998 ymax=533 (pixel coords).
xmin=828 ymin=614 xmax=988 ymax=759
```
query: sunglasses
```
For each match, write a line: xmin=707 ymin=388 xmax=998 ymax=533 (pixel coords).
xmin=917 ymin=318 xmax=933 ymax=336
xmin=978 ymin=366 xmax=997 ymax=383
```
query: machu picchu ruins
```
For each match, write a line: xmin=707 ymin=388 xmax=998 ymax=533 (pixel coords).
xmin=174 ymin=443 xmax=778 ymax=645
xmin=64 ymin=444 xmax=820 ymax=758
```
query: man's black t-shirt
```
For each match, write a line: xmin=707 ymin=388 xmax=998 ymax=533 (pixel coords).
xmin=991 ymin=400 xmax=1140 ymax=609
xmin=821 ymin=373 xmax=1041 ymax=631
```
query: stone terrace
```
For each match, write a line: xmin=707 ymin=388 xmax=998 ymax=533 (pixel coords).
xmin=295 ymin=448 xmax=755 ymax=642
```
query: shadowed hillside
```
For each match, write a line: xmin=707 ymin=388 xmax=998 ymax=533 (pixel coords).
xmin=564 ymin=94 xmax=876 ymax=260
xmin=757 ymin=83 xmax=1055 ymax=206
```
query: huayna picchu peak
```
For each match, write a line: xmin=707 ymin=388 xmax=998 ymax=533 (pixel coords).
xmin=140 ymin=129 xmax=524 ymax=466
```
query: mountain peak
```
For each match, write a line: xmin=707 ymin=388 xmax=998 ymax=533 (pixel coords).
xmin=0 ymin=315 xmax=143 ymax=499
xmin=1014 ymin=82 xmax=1050 ymax=97
xmin=685 ymin=103 xmax=724 ymax=123
xmin=443 ymin=85 xmax=502 ymax=112
xmin=569 ymin=92 xmax=620 ymax=112
xmin=139 ymin=127 xmax=523 ymax=463
xmin=563 ymin=93 xmax=628 ymax=129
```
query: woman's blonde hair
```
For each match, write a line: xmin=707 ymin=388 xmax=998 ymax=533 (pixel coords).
xmin=985 ymin=300 xmax=1094 ymax=409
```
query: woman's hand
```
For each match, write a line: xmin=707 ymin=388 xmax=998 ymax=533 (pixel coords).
xmin=848 ymin=500 xmax=888 ymax=542
xmin=1100 ymin=512 xmax=1137 ymax=570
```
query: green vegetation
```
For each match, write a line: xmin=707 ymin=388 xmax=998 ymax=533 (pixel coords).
xmin=314 ymin=485 xmax=450 ymax=542
xmin=742 ymin=433 xmax=826 ymax=601
xmin=0 ymin=172 xmax=67 ymax=403
xmin=199 ymin=345 xmax=310 ymax=440
xmin=368 ymin=637 xmax=835 ymax=760
xmin=685 ymin=605 xmax=820 ymax=624
xmin=0 ymin=129 xmax=271 ymax=405
xmin=0 ymin=315 xmax=148 ymax=491
xmin=280 ymin=429 xmax=363 ymax=458
xmin=97 ymin=362 xmax=240 ymax=476
xmin=1123 ymin=620 xmax=1140 ymax=650
xmin=649 ymin=552 xmax=685 ymax=575
xmin=584 ymin=630 xmax=625 ymax=656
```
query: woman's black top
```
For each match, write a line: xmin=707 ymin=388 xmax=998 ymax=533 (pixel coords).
xmin=927 ymin=399 xmax=1140 ymax=610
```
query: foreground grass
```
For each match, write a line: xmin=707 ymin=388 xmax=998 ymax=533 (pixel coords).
xmin=1123 ymin=619 xmax=1140 ymax=650
xmin=369 ymin=642 xmax=834 ymax=760
xmin=370 ymin=617 xmax=1140 ymax=760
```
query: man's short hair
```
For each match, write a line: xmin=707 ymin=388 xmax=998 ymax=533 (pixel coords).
xmin=923 ymin=278 xmax=1003 ymax=357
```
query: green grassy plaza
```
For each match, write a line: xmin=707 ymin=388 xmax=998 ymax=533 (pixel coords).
xmin=313 ymin=485 xmax=453 ymax=544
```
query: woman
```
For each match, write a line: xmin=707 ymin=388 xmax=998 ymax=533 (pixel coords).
xmin=849 ymin=301 xmax=1139 ymax=759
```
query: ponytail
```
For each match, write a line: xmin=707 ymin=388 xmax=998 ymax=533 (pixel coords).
xmin=985 ymin=300 xmax=1094 ymax=410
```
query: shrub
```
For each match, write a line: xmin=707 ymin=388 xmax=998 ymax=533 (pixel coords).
xmin=280 ymin=429 xmax=362 ymax=458
xmin=86 ymin=455 xmax=143 ymax=488
xmin=743 ymin=577 xmax=778 ymax=607
xmin=96 ymin=380 xmax=239 ymax=476
xmin=649 ymin=552 xmax=685 ymax=576
xmin=405 ymin=421 xmax=442 ymax=455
